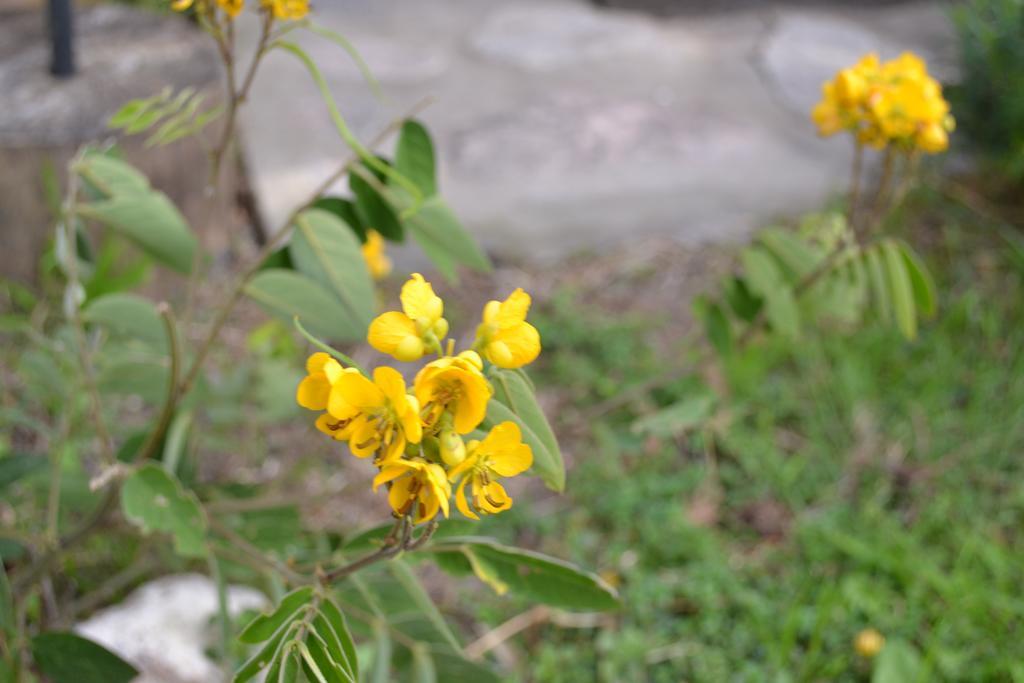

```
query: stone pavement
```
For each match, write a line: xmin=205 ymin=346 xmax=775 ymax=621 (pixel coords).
xmin=238 ymin=0 xmax=955 ymax=262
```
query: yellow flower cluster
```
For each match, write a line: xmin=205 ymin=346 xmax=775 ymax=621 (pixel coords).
xmin=812 ymin=52 xmax=954 ymax=153
xmin=170 ymin=0 xmax=308 ymax=21
xmin=297 ymin=274 xmax=542 ymax=523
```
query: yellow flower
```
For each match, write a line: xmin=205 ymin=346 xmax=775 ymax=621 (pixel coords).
xmin=331 ymin=366 xmax=422 ymax=461
xmin=854 ymin=629 xmax=885 ymax=658
xmin=171 ymin=0 xmax=243 ymax=17
xmin=811 ymin=50 xmax=952 ymax=155
xmin=261 ymin=0 xmax=309 ymax=20
xmin=368 ymin=273 xmax=448 ymax=362
xmin=373 ymin=459 xmax=451 ymax=524
xmin=296 ymin=352 xmax=354 ymax=417
xmin=362 ymin=231 xmax=392 ymax=280
xmin=474 ymin=289 xmax=541 ymax=369
xmin=414 ymin=351 xmax=492 ymax=434
xmin=448 ymin=421 xmax=532 ymax=519
xmin=217 ymin=0 xmax=243 ymax=16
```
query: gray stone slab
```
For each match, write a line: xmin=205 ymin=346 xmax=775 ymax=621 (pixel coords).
xmin=238 ymin=0 xmax=953 ymax=263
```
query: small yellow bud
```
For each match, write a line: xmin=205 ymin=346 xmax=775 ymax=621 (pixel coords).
xmin=854 ymin=629 xmax=885 ymax=658
xmin=394 ymin=335 xmax=425 ymax=362
xmin=439 ymin=428 xmax=466 ymax=467
xmin=916 ymin=122 xmax=948 ymax=153
xmin=432 ymin=318 xmax=450 ymax=340
xmin=836 ymin=68 xmax=865 ymax=104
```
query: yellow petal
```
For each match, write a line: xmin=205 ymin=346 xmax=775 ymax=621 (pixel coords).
xmin=306 ymin=352 xmax=332 ymax=375
xmin=373 ymin=463 xmax=410 ymax=490
xmin=315 ymin=413 xmax=353 ymax=441
xmin=452 ymin=371 xmax=491 ymax=434
xmin=454 ymin=476 xmax=478 ymax=520
xmin=400 ymin=273 xmax=443 ymax=323
xmin=374 ymin=366 xmax=407 ymax=404
xmin=368 ymin=312 xmax=418 ymax=357
xmin=481 ymin=422 xmax=533 ymax=477
xmin=335 ymin=371 xmax=384 ymax=409
xmin=387 ymin=475 xmax=415 ymax=513
xmin=477 ymin=480 xmax=512 ymax=514
xmin=496 ymin=288 xmax=531 ymax=324
xmin=296 ymin=373 xmax=331 ymax=411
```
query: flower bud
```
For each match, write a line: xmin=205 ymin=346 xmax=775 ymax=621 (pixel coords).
xmin=432 ymin=317 xmax=450 ymax=340
xmin=439 ymin=428 xmax=466 ymax=467
xmin=854 ymin=629 xmax=885 ymax=658
xmin=394 ymin=335 xmax=425 ymax=362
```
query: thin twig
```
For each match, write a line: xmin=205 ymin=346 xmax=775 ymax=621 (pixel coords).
xmin=320 ymin=516 xmax=411 ymax=584
xmin=866 ymin=147 xmax=896 ymax=236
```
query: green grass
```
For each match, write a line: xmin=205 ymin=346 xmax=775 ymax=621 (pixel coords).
xmin=478 ymin=196 xmax=1024 ymax=682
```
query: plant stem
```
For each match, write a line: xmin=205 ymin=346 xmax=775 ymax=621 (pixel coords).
xmin=867 ymin=147 xmax=896 ymax=236
xmin=848 ymin=142 xmax=864 ymax=229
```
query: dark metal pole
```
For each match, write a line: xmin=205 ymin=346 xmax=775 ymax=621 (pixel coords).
xmin=48 ymin=0 xmax=75 ymax=78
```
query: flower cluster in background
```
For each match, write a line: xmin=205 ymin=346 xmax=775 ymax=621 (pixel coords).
xmin=812 ymin=52 xmax=954 ymax=153
xmin=171 ymin=0 xmax=309 ymax=21
xmin=297 ymin=274 xmax=541 ymax=523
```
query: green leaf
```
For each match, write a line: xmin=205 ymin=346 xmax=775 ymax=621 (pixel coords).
xmin=389 ymin=561 xmax=461 ymax=652
xmin=0 ymin=453 xmax=47 ymax=491
xmin=289 ymin=208 xmax=375 ymax=330
xmin=898 ymin=240 xmax=937 ymax=319
xmin=351 ymin=167 xmax=404 ymax=241
xmin=433 ymin=539 xmax=618 ymax=611
xmin=239 ymin=587 xmax=315 ymax=644
xmin=303 ymin=632 xmax=352 ymax=683
xmin=312 ymin=197 xmax=366 ymax=242
xmin=120 ymin=464 xmax=208 ymax=557
xmin=77 ymin=153 xmax=149 ymax=195
xmin=759 ymin=227 xmax=820 ymax=280
xmin=0 ymin=548 xmax=12 ymax=633
xmin=485 ymin=368 xmax=564 ymax=492
xmin=864 ymin=245 xmax=892 ymax=324
xmin=882 ymin=240 xmax=917 ymax=340
xmin=78 ymin=194 xmax=196 ymax=274
xmin=722 ymin=276 xmax=762 ymax=322
xmin=83 ymin=293 xmax=166 ymax=348
xmin=395 ymin=120 xmax=437 ymax=197
xmin=370 ymin=621 xmax=393 ymax=683
xmin=311 ymin=612 xmax=357 ymax=681
xmin=693 ymin=296 xmax=732 ymax=357
xmin=233 ymin=620 xmax=297 ymax=683
xmin=741 ymin=247 xmax=800 ymax=338
xmin=873 ymin=639 xmax=925 ymax=683
xmin=298 ymin=641 xmax=331 ymax=683
xmin=245 ymin=269 xmax=364 ymax=341
xmin=632 ymin=393 xmax=715 ymax=438
xmin=319 ymin=597 xmax=359 ymax=680
xmin=31 ymin=632 xmax=138 ymax=683
xmin=406 ymin=197 xmax=491 ymax=281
